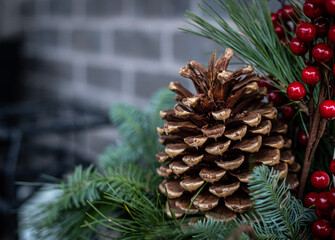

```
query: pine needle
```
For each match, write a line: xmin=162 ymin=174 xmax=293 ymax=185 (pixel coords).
xmin=182 ymin=0 xmax=305 ymax=90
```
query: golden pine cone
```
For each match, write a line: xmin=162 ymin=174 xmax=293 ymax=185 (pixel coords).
xmin=156 ymin=49 xmax=300 ymax=222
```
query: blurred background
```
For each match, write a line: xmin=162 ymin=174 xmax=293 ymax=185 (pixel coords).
xmin=0 ymin=0 xmax=280 ymax=239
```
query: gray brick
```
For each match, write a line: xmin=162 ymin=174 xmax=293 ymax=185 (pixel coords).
xmin=20 ymin=0 xmax=36 ymax=17
xmin=114 ymin=30 xmax=160 ymax=59
xmin=173 ymin=32 xmax=220 ymax=64
xmin=86 ymin=65 xmax=122 ymax=91
xmin=135 ymin=72 xmax=175 ymax=98
xmin=72 ymin=30 xmax=101 ymax=52
xmin=133 ymin=0 xmax=190 ymax=18
xmin=26 ymin=57 xmax=72 ymax=81
xmin=49 ymin=0 xmax=72 ymax=16
xmin=86 ymin=0 xmax=122 ymax=17
xmin=26 ymin=29 xmax=59 ymax=47
xmin=269 ymin=0 xmax=281 ymax=11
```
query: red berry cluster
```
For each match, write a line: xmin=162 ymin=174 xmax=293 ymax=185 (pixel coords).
xmin=286 ymin=0 xmax=335 ymax=120
xmin=271 ymin=5 xmax=298 ymax=43
xmin=258 ymin=76 xmax=282 ymax=105
xmin=304 ymin=159 xmax=335 ymax=239
xmin=258 ymin=75 xmax=300 ymax=123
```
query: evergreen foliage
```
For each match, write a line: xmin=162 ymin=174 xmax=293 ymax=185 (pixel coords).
xmin=182 ymin=0 xmax=305 ymax=90
xmin=99 ymin=89 xmax=174 ymax=169
xmin=244 ymin=166 xmax=316 ymax=240
xmin=190 ymin=220 xmax=249 ymax=240
xmin=23 ymin=89 xmax=174 ymax=240
xmin=25 ymin=88 xmax=315 ymax=239
xmin=84 ymin=165 xmax=315 ymax=240
xmin=23 ymin=1 xmax=324 ymax=238
xmin=184 ymin=0 xmax=335 ymax=196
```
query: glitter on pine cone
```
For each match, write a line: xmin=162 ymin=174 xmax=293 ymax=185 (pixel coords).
xmin=156 ymin=49 xmax=300 ymax=222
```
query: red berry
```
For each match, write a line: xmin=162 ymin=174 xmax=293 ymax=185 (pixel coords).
xmin=311 ymin=171 xmax=330 ymax=189
xmin=274 ymin=23 xmax=285 ymax=38
xmin=296 ymin=21 xmax=303 ymax=28
xmin=333 ymin=64 xmax=335 ymax=75
xmin=258 ymin=77 xmax=275 ymax=89
xmin=328 ymin=188 xmax=335 ymax=206
xmin=271 ymin=13 xmax=278 ymax=23
xmin=281 ymin=106 xmax=295 ymax=119
xmin=328 ymin=25 xmax=335 ymax=44
xmin=319 ymin=100 xmax=335 ymax=120
xmin=281 ymin=5 xmax=296 ymax=21
xmin=312 ymin=43 xmax=333 ymax=62
xmin=304 ymin=0 xmax=325 ymax=19
xmin=297 ymin=22 xmax=317 ymax=42
xmin=286 ymin=82 xmax=306 ymax=101
xmin=301 ymin=66 xmax=321 ymax=85
xmin=330 ymin=159 xmax=335 ymax=175
xmin=267 ymin=92 xmax=283 ymax=106
xmin=312 ymin=219 xmax=331 ymax=238
xmin=290 ymin=37 xmax=308 ymax=56
xmin=314 ymin=18 xmax=330 ymax=38
xmin=316 ymin=192 xmax=332 ymax=211
xmin=298 ymin=131 xmax=309 ymax=146
xmin=277 ymin=8 xmax=285 ymax=19
xmin=326 ymin=0 xmax=335 ymax=16
xmin=304 ymin=192 xmax=319 ymax=207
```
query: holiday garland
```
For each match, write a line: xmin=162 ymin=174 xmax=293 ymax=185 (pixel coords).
xmin=23 ymin=0 xmax=335 ymax=239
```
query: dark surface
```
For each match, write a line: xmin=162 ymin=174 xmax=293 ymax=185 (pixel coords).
xmin=0 ymin=100 xmax=109 ymax=240
xmin=0 ymin=37 xmax=110 ymax=240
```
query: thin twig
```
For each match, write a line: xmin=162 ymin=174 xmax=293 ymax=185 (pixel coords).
xmin=298 ymin=102 xmax=309 ymax=116
xmin=298 ymin=81 xmax=327 ymax=198
xmin=308 ymin=86 xmax=314 ymax=125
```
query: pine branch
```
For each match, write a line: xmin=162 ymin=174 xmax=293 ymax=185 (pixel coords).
xmin=183 ymin=0 xmax=305 ymax=89
xmin=190 ymin=219 xmax=250 ymax=240
xmin=99 ymin=142 xmax=139 ymax=169
xmin=25 ymin=164 xmax=159 ymax=240
xmin=244 ymin=166 xmax=316 ymax=240
xmin=110 ymin=103 xmax=151 ymax=152
xmin=83 ymin=165 xmax=316 ymax=240
xmin=182 ymin=166 xmax=315 ymax=240
xmin=101 ymin=88 xmax=174 ymax=170
xmin=84 ymin=180 xmax=182 ymax=239
xmin=25 ymin=89 xmax=174 ymax=239
xmin=148 ymin=88 xmax=175 ymax=128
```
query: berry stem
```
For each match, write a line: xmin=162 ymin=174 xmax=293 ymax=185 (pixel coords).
xmin=298 ymin=80 xmax=328 ymax=198
xmin=308 ymin=86 xmax=314 ymax=124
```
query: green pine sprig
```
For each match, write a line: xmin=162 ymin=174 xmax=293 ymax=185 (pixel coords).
xmin=23 ymin=89 xmax=175 ymax=240
xmin=85 ymin=165 xmax=315 ymax=240
xmin=244 ymin=166 xmax=316 ymax=240
xmin=99 ymin=89 xmax=174 ymax=170
xmin=182 ymin=0 xmax=305 ymax=91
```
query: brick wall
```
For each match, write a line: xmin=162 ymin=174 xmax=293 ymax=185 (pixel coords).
xmin=0 ymin=0 xmax=280 ymax=157
xmin=15 ymin=0 xmax=225 ymax=109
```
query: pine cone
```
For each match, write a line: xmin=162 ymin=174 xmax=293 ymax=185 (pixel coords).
xmin=156 ymin=49 xmax=299 ymax=222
